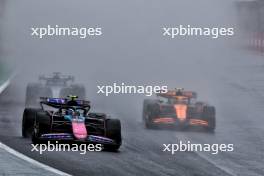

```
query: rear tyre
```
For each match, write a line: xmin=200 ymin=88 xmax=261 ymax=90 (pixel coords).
xmin=203 ymin=106 xmax=216 ymax=132
xmin=104 ymin=119 xmax=122 ymax=151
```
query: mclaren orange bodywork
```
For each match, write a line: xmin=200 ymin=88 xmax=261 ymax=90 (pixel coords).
xmin=174 ymin=104 xmax=187 ymax=121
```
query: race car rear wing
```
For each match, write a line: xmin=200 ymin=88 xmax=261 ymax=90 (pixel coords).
xmin=157 ymin=90 xmax=197 ymax=99
xmin=39 ymin=97 xmax=90 ymax=108
xmin=39 ymin=72 xmax=74 ymax=85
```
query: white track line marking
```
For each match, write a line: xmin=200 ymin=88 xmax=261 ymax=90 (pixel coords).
xmin=0 ymin=72 xmax=17 ymax=94
xmin=0 ymin=75 xmax=71 ymax=176
xmin=0 ymin=78 xmax=10 ymax=94
xmin=0 ymin=142 xmax=71 ymax=176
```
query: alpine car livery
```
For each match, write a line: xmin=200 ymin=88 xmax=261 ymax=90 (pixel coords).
xmin=22 ymin=96 xmax=122 ymax=150
xmin=142 ymin=88 xmax=216 ymax=132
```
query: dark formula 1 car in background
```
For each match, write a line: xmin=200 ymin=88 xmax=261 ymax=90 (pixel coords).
xmin=143 ymin=88 xmax=216 ymax=132
xmin=236 ymin=0 xmax=264 ymax=53
xmin=25 ymin=72 xmax=85 ymax=107
xmin=22 ymin=96 xmax=122 ymax=150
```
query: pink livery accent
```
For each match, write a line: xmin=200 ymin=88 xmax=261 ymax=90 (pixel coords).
xmin=72 ymin=121 xmax=88 ymax=140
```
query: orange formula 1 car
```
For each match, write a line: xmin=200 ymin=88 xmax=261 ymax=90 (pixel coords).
xmin=142 ymin=88 xmax=215 ymax=132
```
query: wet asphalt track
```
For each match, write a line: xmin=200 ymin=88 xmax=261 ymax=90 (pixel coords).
xmin=0 ymin=87 xmax=231 ymax=176
xmin=0 ymin=49 xmax=264 ymax=176
xmin=0 ymin=1 xmax=264 ymax=176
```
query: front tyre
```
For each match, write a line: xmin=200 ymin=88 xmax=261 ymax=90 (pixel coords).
xmin=104 ymin=119 xmax=122 ymax=151
xmin=32 ymin=120 xmax=41 ymax=144
xmin=22 ymin=108 xmax=39 ymax=138
xmin=31 ymin=111 xmax=50 ymax=144
xmin=144 ymin=114 xmax=155 ymax=129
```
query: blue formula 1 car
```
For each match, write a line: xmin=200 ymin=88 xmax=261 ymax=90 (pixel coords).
xmin=22 ymin=96 xmax=122 ymax=151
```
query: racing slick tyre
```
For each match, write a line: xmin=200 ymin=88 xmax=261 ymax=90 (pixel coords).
xmin=25 ymin=83 xmax=52 ymax=107
xmin=32 ymin=111 xmax=51 ymax=144
xmin=104 ymin=119 xmax=122 ymax=151
xmin=203 ymin=106 xmax=216 ymax=132
xmin=22 ymin=108 xmax=40 ymax=138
